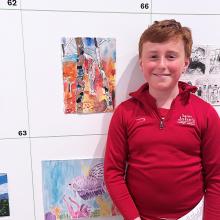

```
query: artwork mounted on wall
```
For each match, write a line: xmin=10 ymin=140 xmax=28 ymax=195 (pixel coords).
xmin=42 ymin=158 xmax=120 ymax=220
xmin=181 ymin=45 xmax=220 ymax=105
xmin=0 ymin=173 xmax=10 ymax=217
xmin=62 ymin=37 xmax=116 ymax=113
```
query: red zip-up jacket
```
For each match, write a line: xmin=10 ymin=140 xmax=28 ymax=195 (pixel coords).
xmin=104 ymin=82 xmax=220 ymax=220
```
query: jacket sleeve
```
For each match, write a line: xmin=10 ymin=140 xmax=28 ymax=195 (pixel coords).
xmin=104 ymin=104 xmax=140 ymax=220
xmin=202 ymin=106 xmax=220 ymax=219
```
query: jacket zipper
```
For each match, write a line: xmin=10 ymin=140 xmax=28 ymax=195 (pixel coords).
xmin=155 ymin=100 xmax=176 ymax=130
xmin=160 ymin=118 xmax=164 ymax=129
xmin=153 ymin=111 xmax=165 ymax=130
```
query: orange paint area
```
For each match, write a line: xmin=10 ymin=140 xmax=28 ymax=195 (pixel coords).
xmin=62 ymin=38 xmax=116 ymax=114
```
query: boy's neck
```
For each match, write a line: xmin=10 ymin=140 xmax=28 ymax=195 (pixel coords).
xmin=149 ymin=86 xmax=179 ymax=109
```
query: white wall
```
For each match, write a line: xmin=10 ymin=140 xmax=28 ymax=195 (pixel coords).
xmin=0 ymin=0 xmax=219 ymax=219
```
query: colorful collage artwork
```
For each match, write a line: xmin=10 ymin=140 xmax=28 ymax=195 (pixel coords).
xmin=181 ymin=45 xmax=220 ymax=105
xmin=42 ymin=158 xmax=120 ymax=220
xmin=0 ymin=173 xmax=10 ymax=217
xmin=62 ymin=37 xmax=116 ymax=113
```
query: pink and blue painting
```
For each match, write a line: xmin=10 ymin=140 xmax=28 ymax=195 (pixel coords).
xmin=0 ymin=173 xmax=10 ymax=217
xmin=42 ymin=158 xmax=120 ymax=220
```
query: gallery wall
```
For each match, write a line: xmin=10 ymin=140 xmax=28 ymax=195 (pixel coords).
xmin=0 ymin=0 xmax=220 ymax=219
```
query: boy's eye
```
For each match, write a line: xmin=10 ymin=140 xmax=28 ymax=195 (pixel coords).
xmin=149 ymin=55 xmax=158 ymax=59
xmin=167 ymin=54 xmax=176 ymax=59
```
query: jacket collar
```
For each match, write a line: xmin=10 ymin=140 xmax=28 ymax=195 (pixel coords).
xmin=129 ymin=81 xmax=197 ymax=107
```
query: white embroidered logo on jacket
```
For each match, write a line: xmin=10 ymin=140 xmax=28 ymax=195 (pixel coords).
xmin=177 ymin=114 xmax=195 ymax=126
xmin=135 ymin=117 xmax=146 ymax=123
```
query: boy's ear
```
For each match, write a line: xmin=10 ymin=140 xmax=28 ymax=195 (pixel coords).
xmin=139 ymin=58 xmax=143 ymax=72
xmin=184 ymin=57 xmax=190 ymax=69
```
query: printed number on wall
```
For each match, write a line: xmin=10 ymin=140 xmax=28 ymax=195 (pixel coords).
xmin=18 ymin=130 xmax=27 ymax=136
xmin=7 ymin=0 xmax=17 ymax=6
xmin=140 ymin=3 xmax=149 ymax=10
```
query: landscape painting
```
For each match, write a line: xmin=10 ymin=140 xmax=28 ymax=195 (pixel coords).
xmin=0 ymin=173 xmax=10 ymax=217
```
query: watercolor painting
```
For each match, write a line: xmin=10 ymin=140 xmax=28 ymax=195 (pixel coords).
xmin=181 ymin=45 xmax=220 ymax=105
xmin=62 ymin=37 xmax=116 ymax=113
xmin=42 ymin=158 xmax=120 ymax=220
xmin=0 ymin=173 xmax=10 ymax=217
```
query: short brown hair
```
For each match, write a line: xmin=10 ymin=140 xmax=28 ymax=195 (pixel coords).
xmin=139 ymin=19 xmax=193 ymax=58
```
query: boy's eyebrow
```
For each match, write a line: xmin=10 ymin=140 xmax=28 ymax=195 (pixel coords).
xmin=147 ymin=50 xmax=158 ymax=53
xmin=166 ymin=50 xmax=179 ymax=53
xmin=147 ymin=50 xmax=179 ymax=53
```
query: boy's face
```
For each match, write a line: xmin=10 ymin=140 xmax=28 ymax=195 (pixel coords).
xmin=139 ymin=39 xmax=189 ymax=93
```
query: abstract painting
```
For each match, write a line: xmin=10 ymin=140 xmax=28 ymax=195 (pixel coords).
xmin=62 ymin=37 xmax=116 ymax=113
xmin=42 ymin=158 xmax=120 ymax=220
xmin=0 ymin=173 xmax=10 ymax=217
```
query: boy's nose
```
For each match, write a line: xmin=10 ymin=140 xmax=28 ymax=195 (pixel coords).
xmin=158 ymin=57 xmax=166 ymax=68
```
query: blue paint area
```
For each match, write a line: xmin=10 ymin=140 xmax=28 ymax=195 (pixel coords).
xmin=84 ymin=37 xmax=94 ymax=47
xmin=0 ymin=193 xmax=8 ymax=200
xmin=112 ymin=50 xmax=116 ymax=61
xmin=0 ymin=174 xmax=7 ymax=185
xmin=63 ymin=54 xmax=78 ymax=62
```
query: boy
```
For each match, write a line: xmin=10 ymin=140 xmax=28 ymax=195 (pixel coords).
xmin=104 ymin=19 xmax=220 ymax=220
